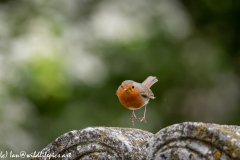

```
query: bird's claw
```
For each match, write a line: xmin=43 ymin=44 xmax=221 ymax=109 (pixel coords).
xmin=138 ymin=117 xmax=147 ymax=123
xmin=128 ymin=114 xmax=137 ymax=125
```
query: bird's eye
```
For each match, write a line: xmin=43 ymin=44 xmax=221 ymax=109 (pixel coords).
xmin=132 ymin=85 xmax=134 ymax=89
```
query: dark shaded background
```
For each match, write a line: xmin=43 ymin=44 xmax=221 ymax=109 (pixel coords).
xmin=0 ymin=0 xmax=240 ymax=158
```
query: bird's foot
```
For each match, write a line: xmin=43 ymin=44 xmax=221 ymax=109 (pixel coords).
xmin=138 ymin=117 xmax=147 ymax=123
xmin=128 ymin=113 xmax=137 ymax=125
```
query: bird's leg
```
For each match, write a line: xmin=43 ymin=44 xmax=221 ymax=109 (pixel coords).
xmin=139 ymin=105 xmax=147 ymax=123
xmin=128 ymin=110 xmax=137 ymax=125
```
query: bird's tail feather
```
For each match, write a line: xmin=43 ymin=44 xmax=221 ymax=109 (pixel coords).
xmin=142 ymin=76 xmax=158 ymax=88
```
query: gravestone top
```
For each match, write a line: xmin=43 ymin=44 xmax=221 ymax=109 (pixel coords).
xmin=32 ymin=122 xmax=240 ymax=160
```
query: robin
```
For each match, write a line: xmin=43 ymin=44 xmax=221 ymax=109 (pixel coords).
xmin=116 ymin=76 xmax=158 ymax=124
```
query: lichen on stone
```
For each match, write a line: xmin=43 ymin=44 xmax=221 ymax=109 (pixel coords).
xmin=32 ymin=122 xmax=240 ymax=160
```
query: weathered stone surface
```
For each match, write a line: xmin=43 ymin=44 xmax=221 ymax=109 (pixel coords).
xmin=32 ymin=127 xmax=153 ymax=160
xmin=32 ymin=122 xmax=240 ymax=160
xmin=150 ymin=122 xmax=240 ymax=160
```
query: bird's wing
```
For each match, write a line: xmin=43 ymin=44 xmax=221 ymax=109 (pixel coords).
xmin=140 ymin=85 xmax=155 ymax=99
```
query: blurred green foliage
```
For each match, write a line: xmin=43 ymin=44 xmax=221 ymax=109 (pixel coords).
xmin=0 ymin=0 xmax=240 ymax=157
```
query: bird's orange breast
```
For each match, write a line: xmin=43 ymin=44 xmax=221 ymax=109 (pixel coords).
xmin=117 ymin=88 xmax=144 ymax=110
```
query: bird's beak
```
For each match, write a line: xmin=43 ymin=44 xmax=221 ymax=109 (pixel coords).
xmin=124 ymin=88 xmax=128 ymax=91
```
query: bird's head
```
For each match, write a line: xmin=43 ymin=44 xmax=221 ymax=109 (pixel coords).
xmin=121 ymin=80 xmax=135 ymax=92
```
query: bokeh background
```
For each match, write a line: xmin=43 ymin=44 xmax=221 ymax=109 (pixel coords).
xmin=1 ymin=0 xmax=240 ymax=158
